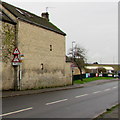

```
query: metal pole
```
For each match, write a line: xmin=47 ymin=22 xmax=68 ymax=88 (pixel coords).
xmin=72 ymin=41 xmax=75 ymax=60
xmin=72 ymin=41 xmax=75 ymax=85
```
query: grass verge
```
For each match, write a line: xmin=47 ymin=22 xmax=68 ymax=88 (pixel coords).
xmin=93 ymin=104 xmax=119 ymax=119
xmin=74 ymin=77 xmax=115 ymax=84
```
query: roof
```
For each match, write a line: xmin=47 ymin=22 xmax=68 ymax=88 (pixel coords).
xmin=0 ymin=9 xmax=16 ymax=24
xmin=85 ymin=66 xmax=114 ymax=70
xmin=1 ymin=1 xmax=66 ymax=36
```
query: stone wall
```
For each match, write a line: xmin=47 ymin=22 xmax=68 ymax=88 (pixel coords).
xmin=65 ymin=62 xmax=72 ymax=85
xmin=1 ymin=21 xmax=15 ymax=90
xmin=18 ymin=20 xmax=71 ymax=90
xmin=1 ymin=4 xmax=72 ymax=90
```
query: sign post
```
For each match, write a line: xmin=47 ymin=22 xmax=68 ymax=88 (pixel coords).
xmin=12 ymin=48 xmax=21 ymax=90
xmin=12 ymin=48 xmax=20 ymax=55
xmin=12 ymin=48 xmax=21 ymax=66
xmin=12 ymin=55 xmax=21 ymax=66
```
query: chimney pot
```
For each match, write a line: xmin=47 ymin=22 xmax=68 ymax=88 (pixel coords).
xmin=41 ymin=12 xmax=49 ymax=21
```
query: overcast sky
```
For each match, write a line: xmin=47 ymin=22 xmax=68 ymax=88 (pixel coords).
xmin=2 ymin=0 xmax=118 ymax=64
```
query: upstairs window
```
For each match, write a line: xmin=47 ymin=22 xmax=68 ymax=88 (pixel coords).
xmin=0 ymin=11 xmax=2 ymax=16
xmin=16 ymin=8 xmax=33 ymax=17
xmin=24 ymin=12 xmax=33 ymax=17
xmin=50 ymin=45 xmax=52 ymax=51
xmin=41 ymin=63 xmax=43 ymax=70
xmin=16 ymin=8 xmax=24 ymax=15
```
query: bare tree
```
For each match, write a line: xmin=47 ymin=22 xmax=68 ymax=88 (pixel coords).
xmin=97 ymin=67 xmax=106 ymax=73
xmin=68 ymin=44 xmax=87 ymax=81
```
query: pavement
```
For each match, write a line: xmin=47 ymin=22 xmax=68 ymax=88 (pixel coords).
xmin=1 ymin=78 xmax=119 ymax=119
xmin=2 ymin=79 xmax=118 ymax=98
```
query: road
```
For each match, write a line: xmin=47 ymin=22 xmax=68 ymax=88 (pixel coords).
xmin=2 ymin=81 xmax=118 ymax=119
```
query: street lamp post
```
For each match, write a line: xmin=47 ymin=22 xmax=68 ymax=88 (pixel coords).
xmin=72 ymin=41 xmax=75 ymax=59
xmin=72 ymin=41 xmax=75 ymax=85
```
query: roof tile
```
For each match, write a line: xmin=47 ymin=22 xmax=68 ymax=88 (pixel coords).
xmin=1 ymin=1 xmax=66 ymax=36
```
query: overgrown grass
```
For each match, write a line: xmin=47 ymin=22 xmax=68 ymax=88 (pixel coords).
xmin=74 ymin=77 xmax=115 ymax=84
xmin=93 ymin=104 xmax=119 ymax=119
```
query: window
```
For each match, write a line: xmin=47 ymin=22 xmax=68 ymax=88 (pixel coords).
xmin=16 ymin=8 xmax=24 ymax=15
xmin=0 ymin=11 xmax=2 ymax=16
xmin=16 ymin=8 xmax=33 ymax=17
xmin=50 ymin=45 xmax=52 ymax=51
xmin=41 ymin=63 xmax=43 ymax=70
xmin=24 ymin=12 xmax=33 ymax=17
xmin=0 ymin=11 xmax=3 ymax=18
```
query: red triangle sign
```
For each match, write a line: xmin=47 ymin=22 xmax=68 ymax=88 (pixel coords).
xmin=13 ymin=48 xmax=20 ymax=55
xmin=12 ymin=56 xmax=20 ymax=62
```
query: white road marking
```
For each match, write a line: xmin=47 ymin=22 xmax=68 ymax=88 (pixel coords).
xmin=75 ymin=94 xmax=88 ymax=98
xmin=46 ymin=99 xmax=68 ymax=105
xmin=93 ymin=91 xmax=101 ymax=94
xmin=104 ymin=88 xmax=111 ymax=91
xmin=0 ymin=107 xmax=33 ymax=117
xmin=112 ymin=86 xmax=117 ymax=89
xmin=1 ymin=85 xmax=118 ymax=117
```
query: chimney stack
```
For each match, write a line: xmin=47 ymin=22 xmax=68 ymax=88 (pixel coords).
xmin=41 ymin=12 xmax=49 ymax=21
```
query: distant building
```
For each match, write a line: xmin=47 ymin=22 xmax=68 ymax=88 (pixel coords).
xmin=66 ymin=56 xmax=119 ymax=75
xmin=1 ymin=1 xmax=71 ymax=90
xmin=86 ymin=63 xmax=120 ymax=74
xmin=85 ymin=66 xmax=114 ymax=73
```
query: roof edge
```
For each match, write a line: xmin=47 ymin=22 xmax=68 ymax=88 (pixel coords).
xmin=1 ymin=1 xmax=66 ymax=36
xmin=18 ymin=17 xmax=66 ymax=36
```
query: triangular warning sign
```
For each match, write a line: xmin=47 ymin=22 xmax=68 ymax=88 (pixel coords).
xmin=12 ymin=56 xmax=20 ymax=62
xmin=13 ymin=48 xmax=20 ymax=55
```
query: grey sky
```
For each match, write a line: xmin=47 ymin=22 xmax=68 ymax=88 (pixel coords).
xmin=2 ymin=0 xmax=118 ymax=64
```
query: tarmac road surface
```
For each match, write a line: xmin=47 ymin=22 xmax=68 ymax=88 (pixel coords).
xmin=2 ymin=81 xmax=118 ymax=118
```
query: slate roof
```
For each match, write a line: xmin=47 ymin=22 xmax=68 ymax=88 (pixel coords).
xmin=1 ymin=1 xmax=66 ymax=36
xmin=0 ymin=9 xmax=16 ymax=24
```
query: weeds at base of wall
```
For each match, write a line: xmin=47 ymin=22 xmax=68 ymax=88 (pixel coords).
xmin=20 ymin=83 xmax=72 ymax=91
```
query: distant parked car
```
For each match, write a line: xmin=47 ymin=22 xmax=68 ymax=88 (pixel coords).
xmin=114 ymin=74 xmax=119 ymax=78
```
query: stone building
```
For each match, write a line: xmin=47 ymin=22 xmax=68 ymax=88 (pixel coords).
xmin=0 ymin=7 xmax=16 ymax=90
xmin=0 ymin=1 xmax=72 ymax=90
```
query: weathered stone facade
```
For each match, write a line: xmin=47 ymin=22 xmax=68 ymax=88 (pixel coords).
xmin=18 ymin=20 xmax=71 ymax=90
xmin=1 ymin=21 xmax=15 ymax=90
xmin=1 ymin=2 xmax=72 ymax=90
